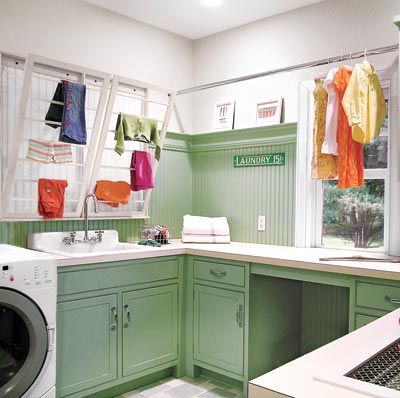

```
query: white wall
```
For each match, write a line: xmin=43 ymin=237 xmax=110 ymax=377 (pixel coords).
xmin=0 ymin=0 xmax=398 ymax=134
xmin=191 ymin=0 xmax=399 ymax=133
xmin=0 ymin=0 xmax=193 ymax=133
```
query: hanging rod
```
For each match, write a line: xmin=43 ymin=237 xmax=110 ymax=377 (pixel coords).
xmin=177 ymin=44 xmax=398 ymax=96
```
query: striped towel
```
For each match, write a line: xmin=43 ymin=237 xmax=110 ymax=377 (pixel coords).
xmin=26 ymin=139 xmax=73 ymax=163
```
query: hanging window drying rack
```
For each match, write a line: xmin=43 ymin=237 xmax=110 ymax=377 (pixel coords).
xmin=0 ymin=52 xmax=176 ymax=221
xmin=88 ymin=73 xmax=176 ymax=218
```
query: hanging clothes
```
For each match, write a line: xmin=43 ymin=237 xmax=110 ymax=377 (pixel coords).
xmin=45 ymin=80 xmax=87 ymax=145
xmin=311 ymin=79 xmax=337 ymax=179
xmin=26 ymin=139 xmax=73 ymax=163
xmin=130 ymin=151 xmax=154 ymax=191
xmin=114 ymin=113 xmax=161 ymax=160
xmin=342 ymin=60 xmax=387 ymax=144
xmin=38 ymin=178 xmax=68 ymax=219
xmin=321 ymin=67 xmax=339 ymax=155
xmin=334 ymin=66 xmax=364 ymax=189
xmin=45 ymin=83 xmax=64 ymax=127
xmin=94 ymin=180 xmax=131 ymax=208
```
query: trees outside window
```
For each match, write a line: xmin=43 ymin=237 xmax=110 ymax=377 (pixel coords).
xmin=322 ymin=180 xmax=384 ymax=250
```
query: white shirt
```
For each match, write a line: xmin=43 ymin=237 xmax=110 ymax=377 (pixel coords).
xmin=321 ymin=67 xmax=339 ymax=155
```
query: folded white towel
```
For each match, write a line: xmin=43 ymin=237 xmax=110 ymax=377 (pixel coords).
xmin=182 ymin=215 xmax=230 ymax=236
xmin=181 ymin=234 xmax=231 ymax=244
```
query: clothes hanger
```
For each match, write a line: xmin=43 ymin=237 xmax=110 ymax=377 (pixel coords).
xmin=314 ymin=57 xmax=330 ymax=81
xmin=363 ymin=49 xmax=369 ymax=66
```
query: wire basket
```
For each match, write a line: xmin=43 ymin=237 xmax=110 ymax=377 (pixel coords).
xmin=138 ymin=225 xmax=173 ymax=245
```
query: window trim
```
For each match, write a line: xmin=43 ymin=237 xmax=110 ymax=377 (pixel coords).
xmin=295 ymin=69 xmax=399 ymax=255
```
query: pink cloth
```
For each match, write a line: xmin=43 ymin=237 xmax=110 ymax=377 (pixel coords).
xmin=130 ymin=150 xmax=154 ymax=191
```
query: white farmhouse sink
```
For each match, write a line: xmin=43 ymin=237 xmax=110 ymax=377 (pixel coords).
xmin=28 ymin=230 xmax=143 ymax=257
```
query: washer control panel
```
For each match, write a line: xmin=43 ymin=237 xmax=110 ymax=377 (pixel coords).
xmin=0 ymin=260 xmax=56 ymax=289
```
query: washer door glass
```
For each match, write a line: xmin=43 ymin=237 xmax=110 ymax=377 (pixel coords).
xmin=0 ymin=289 xmax=48 ymax=398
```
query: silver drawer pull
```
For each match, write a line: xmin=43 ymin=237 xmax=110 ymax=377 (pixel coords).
xmin=385 ymin=295 xmax=400 ymax=304
xmin=210 ymin=269 xmax=226 ymax=278
xmin=124 ymin=304 xmax=131 ymax=328
xmin=236 ymin=305 xmax=243 ymax=327
xmin=110 ymin=306 xmax=118 ymax=330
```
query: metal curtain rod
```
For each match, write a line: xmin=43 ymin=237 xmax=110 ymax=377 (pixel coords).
xmin=177 ymin=44 xmax=398 ymax=96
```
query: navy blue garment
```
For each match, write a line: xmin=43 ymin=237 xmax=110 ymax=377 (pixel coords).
xmin=59 ymin=80 xmax=87 ymax=145
xmin=45 ymin=83 xmax=63 ymax=129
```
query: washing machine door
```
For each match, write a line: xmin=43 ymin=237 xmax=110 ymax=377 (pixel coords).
xmin=0 ymin=288 xmax=48 ymax=398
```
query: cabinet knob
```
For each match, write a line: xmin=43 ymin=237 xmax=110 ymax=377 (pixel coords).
xmin=123 ymin=304 xmax=131 ymax=328
xmin=210 ymin=269 xmax=226 ymax=278
xmin=385 ymin=295 xmax=400 ymax=304
xmin=110 ymin=306 xmax=118 ymax=330
xmin=236 ymin=305 xmax=243 ymax=327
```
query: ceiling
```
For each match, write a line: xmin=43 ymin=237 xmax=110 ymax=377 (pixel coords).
xmin=83 ymin=0 xmax=324 ymax=39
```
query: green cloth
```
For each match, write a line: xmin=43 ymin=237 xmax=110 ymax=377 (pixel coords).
xmin=138 ymin=239 xmax=161 ymax=247
xmin=114 ymin=113 xmax=161 ymax=160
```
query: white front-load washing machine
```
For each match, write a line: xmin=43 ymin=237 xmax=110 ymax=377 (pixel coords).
xmin=0 ymin=244 xmax=57 ymax=398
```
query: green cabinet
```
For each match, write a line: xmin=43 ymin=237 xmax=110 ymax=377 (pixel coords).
xmin=352 ymin=279 xmax=400 ymax=331
xmin=56 ymin=294 xmax=118 ymax=397
xmin=193 ymin=284 xmax=244 ymax=375
xmin=56 ymin=257 xmax=181 ymax=398
xmin=122 ymin=285 xmax=178 ymax=376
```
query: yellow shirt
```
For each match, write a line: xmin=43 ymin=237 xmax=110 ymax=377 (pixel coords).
xmin=311 ymin=79 xmax=337 ymax=180
xmin=342 ymin=61 xmax=387 ymax=144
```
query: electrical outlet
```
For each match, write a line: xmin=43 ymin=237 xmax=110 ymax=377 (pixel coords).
xmin=258 ymin=215 xmax=266 ymax=231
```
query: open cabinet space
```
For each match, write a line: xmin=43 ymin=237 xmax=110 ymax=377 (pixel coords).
xmin=248 ymin=275 xmax=349 ymax=381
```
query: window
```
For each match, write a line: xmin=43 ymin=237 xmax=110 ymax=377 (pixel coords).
xmin=321 ymin=179 xmax=385 ymax=251
xmin=296 ymin=74 xmax=398 ymax=255
xmin=318 ymin=80 xmax=390 ymax=252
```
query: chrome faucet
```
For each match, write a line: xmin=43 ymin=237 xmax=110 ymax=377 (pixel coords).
xmin=83 ymin=193 xmax=99 ymax=242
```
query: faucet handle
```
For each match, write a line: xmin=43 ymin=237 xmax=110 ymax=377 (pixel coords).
xmin=95 ymin=230 xmax=104 ymax=242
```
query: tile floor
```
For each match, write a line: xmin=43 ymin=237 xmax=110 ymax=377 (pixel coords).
xmin=118 ymin=376 xmax=244 ymax=398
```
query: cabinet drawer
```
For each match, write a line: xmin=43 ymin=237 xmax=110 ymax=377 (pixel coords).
xmin=356 ymin=282 xmax=400 ymax=311
xmin=58 ymin=258 xmax=179 ymax=295
xmin=355 ymin=313 xmax=379 ymax=330
xmin=193 ymin=259 xmax=245 ymax=287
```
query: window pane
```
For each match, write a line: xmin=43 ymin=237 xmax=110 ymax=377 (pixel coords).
xmin=322 ymin=180 xmax=384 ymax=251
xmin=381 ymin=98 xmax=389 ymax=134
xmin=363 ymin=136 xmax=388 ymax=169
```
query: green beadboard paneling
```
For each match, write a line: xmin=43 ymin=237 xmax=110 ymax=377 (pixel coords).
xmin=191 ymin=141 xmax=296 ymax=245
xmin=148 ymin=148 xmax=192 ymax=239
xmin=300 ymin=282 xmax=349 ymax=355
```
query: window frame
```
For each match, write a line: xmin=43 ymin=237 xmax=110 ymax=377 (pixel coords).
xmin=295 ymin=68 xmax=399 ymax=255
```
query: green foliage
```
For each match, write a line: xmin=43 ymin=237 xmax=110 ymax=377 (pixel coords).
xmin=323 ymin=180 xmax=384 ymax=248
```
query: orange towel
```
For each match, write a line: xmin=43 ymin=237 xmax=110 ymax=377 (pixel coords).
xmin=94 ymin=180 xmax=131 ymax=208
xmin=38 ymin=178 xmax=68 ymax=218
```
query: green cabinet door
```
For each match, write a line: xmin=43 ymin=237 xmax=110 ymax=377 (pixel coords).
xmin=122 ymin=284 xmax=178 ymax=377
xmin=193 ymin=284 xmax=244 ymax=375
xmin=56 ymin=294 xmax=118 ymax=397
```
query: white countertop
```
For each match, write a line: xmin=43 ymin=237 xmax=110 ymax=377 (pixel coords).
xmin=55 ymin=240 xmax=400 ymax=280
xmin=249 ymin=308 xmax=400 ymax=398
